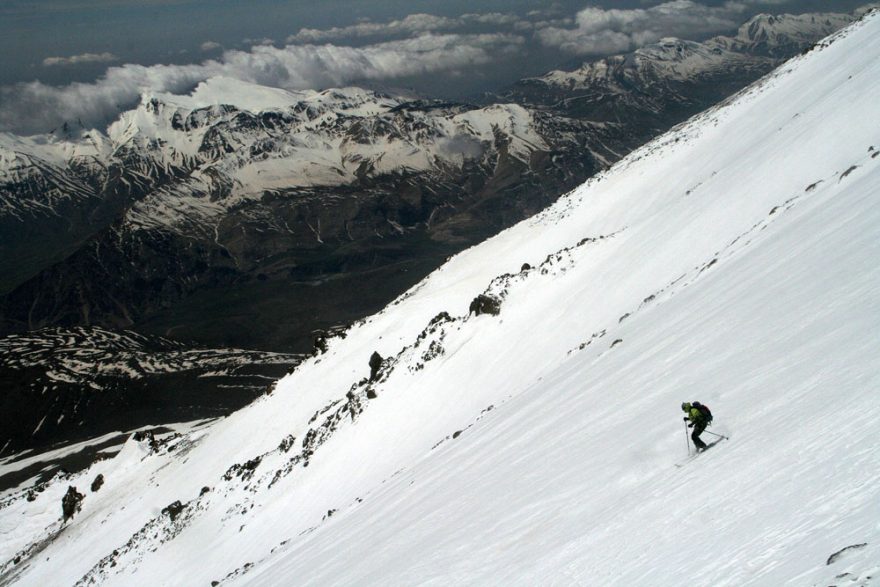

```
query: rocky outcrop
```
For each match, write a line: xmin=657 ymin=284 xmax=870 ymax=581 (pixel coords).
xmin=369 ymin=352 xmax=384 ymax=382
xmin=61 ymin=486 xmax=84 ymax=521
xmin=469 ymin=294 xmax=502 ymax=317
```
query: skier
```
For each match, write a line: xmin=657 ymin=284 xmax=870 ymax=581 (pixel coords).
xmin=681 ymin=402 xmax=709 ymax=451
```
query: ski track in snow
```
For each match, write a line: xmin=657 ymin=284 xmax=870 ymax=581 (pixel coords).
xmin=2 ymin=9 xmax=880 ymax=587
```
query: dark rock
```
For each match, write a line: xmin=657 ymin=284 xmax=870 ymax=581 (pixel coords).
xmin=313 ymin=334 xmax=329 ymax=355
xmin=421 ymin=340 xmax=445 ymax=363
xmin=223 ymin=457 xmax=263 ymax=482
xmin=162 ymin=500 xmax=185 ymax=521
xmin=132 ymin=430 xmax=160 ymax=452
xmin=429 ymin=311 xmax=451 ymax=326
xmin=826 ymin=543 xmax=867 ymax=565
xmin=452 ymin=430 xmax=463 ymax=439
xmin=369 ymin=351 xmax=383 ymax=381
xmin=610 ymin=339 xmax=623 ymax=348
xmin=366 ymin=388 xmax=378 ymax=400
xmin=91 ymin=474 xmax=104 ymax=492
xmin=521 ymin=263 xmax=531 ymax=271
xmin=839 ymin=165 xmax=859 ymax=180
xmin=200 ymin=486 xmax=211 ymax=496
xmin=278 ymin=435 xmax=296 ymax=452
xmin=345 ymin=390 xmax=365 ymax=422
xmin=62 ymin=485 xmax=85 ymax=521
xmin=469 ymin=294 xmax=501 ymax=317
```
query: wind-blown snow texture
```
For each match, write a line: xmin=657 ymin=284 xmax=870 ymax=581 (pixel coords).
xmin=2 ymin=11 xmax=880 ymax=587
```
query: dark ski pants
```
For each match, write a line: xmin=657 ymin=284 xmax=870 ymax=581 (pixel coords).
xmin=691 ymin=422 xmax=707 ymax=450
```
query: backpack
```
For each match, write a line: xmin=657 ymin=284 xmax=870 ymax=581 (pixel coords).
xmin=693 ymin=401 xmax=713 ymax=423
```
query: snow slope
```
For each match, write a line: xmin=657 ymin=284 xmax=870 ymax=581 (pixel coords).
xmin=2 ymin=10 xmax=880 ymax=587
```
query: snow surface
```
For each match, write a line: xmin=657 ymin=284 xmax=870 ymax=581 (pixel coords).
xmin=2 ymin=10 xmax=880 ymax=587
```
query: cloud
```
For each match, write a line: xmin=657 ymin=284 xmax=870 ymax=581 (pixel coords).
xmin=289 ymin=14 xmax=459 ymax=43
xmin=437 ymin=134 xmax=486 ymax=160
xmin=461 ymin=13 xmax=523 ymax=26
xmin=287 ymin=12 xmax=527 ymax=43
xmin=536 ymin=0 xmax=780 ymax=55
xmin=42 ymin=52 xmax=118 ymax=67
xmin=243 ymin=37 xmax=276 ymax=47
xmin=0 ymin=33 xmax=524 ymax=134
xmin=200 ymin=41 xmax=222 ymax=52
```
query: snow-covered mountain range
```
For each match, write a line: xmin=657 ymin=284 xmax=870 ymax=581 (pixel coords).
xmin=1 ymin=85 xmax=566 ymax=235
xmin=2 ymin=8 xmax=878 ymax=586
xmin=532 ymin=11 xmax=854 ymax=92
xmin=505 ymin=10 xmax=860 ymax=132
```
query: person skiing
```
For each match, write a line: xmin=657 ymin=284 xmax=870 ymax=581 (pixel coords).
xmin=682 ymin=402 xmax=709 ymax=451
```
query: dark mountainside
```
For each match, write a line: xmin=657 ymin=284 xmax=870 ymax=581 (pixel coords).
xmin=0 ymin=10 xmax=855 ymax=455
xmin=0 ymin=327 xmax=299 ymax=456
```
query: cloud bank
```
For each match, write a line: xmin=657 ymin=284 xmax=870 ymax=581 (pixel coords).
xmin=287 ymin=12 xmax=525 ymax=43
xmin=0 ymin=33 xmax=523 ymax=134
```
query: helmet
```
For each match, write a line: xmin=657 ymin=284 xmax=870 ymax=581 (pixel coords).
xmin=681 ymin=402 xmax=691 ymax=411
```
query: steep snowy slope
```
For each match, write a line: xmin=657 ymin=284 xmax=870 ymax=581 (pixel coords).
xmin=2 ymin=10 xmax=880 ymax=587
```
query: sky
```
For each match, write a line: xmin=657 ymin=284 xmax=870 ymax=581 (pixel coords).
xmin=0 ymin=0 xmax=871 ymax=134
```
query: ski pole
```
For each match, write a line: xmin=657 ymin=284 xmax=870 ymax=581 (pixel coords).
xmin=684 ymin=421 xmax=691 ymax=455
xmin=704 ymin=429 xmax=729 ymax=440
